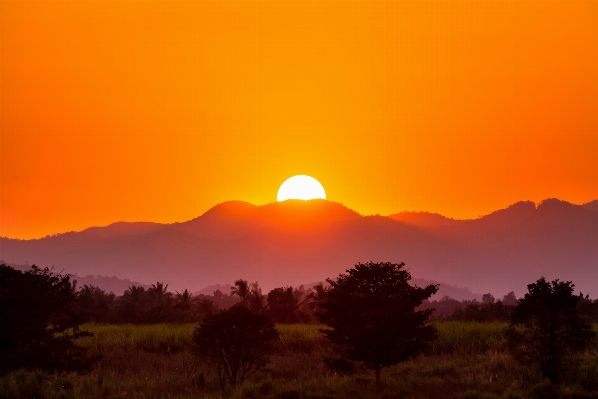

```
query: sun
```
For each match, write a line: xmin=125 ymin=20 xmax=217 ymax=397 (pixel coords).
xmin=277 ymin=175 xmax=326 ymax=201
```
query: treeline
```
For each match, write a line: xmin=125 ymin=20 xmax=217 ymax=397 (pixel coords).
xmin=76 ymin=279 xmax=598 ymax=324
xmin=422 ymin=291 xmax=598 ymax=322
xmin=74 ymin=279 xmax=326 ymax=324
xmin=421 ymin=292 xmax=518 ymax=322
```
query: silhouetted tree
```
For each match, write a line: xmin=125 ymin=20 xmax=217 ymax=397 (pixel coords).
xmin=149 ymin=282 xmax=171 ymax=303
xmin=230 ymin=279 xmax=250 ymax=303
xmin=419 ymin=295 xmax=462 ymax=319
xmin=577 ymin=295 xmax=598 ymax=323
xmin=247 ymin=282 xmax=266 ymax=313
xmin=76 ymin=284 xmax=114 ymax=323
xmin=502 ymin=291 xmax=518 ymax=307
xmin=300 ymin=282 xmax=327 ymax=317
xmin=147 ymin=282 xmax=173 ymax=323
xmin=482 ymin=293 xmax=495 ymax=304
xmin=505 ymin=277 xmax=595 ymax=383
xmin=174 ymin=289 xmax=193 ymax=311
xmin=127 ymin=285 xmax=146 ymax=302
xmin=451 ymin=299 xmax=514 ymax=322
xmin=195 ymin=298 xmax=218 ymax=320
xmin=0 ymin=264 xmax=98 ymax=375
xmin=267 ymin=286 xmax=308 ymax=323
xmin=213 ymin=289 xmax=225 ymax=299
xmin=316 ymin=262 xmax=438 ymax=390
xmin=116 ymin=285 xmax=148 ymax=323
xmin=192 ymin=305 xmax=279 ymax=388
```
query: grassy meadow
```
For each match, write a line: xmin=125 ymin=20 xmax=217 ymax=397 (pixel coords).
xmin=2 ymin=322 xmax=597 ymax=399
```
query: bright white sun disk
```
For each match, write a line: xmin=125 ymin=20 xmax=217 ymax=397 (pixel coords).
xmin=277 ymin=175 xmax=326 ymax=201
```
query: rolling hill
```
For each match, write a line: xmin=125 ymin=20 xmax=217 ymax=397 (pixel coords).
xmin=1 ymin=198 xmax=597 ymax=298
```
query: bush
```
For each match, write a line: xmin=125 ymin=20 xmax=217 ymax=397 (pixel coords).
xmin=192 ymin=305 xmax=279 ymax=387
xmin=0 ymin=264 xmax=97 ymax=375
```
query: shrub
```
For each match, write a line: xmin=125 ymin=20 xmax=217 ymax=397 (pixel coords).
xmin=192 ymin=305 xmax=279 ymax=387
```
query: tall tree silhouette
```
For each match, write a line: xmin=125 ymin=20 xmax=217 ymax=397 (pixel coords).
xmin=247 ymin=282 xmax=266 ymax=313
xmin=301 ymin=282 xmax=327 ymax=315
xmin=149 ymin=282 xmax=170 ymax=302
xmin=76 ymin=284 xmax=113 ymax=322
xmin=230 ymin=279 xmax=250 ymax=303
xmin=196 ymin=298 xmax=218 ymax=319
xmin=505 ymin=277 xmax=595 ymax=383
xmin=174 ymin=289 xmax=193 ymax=311
xmin=316 ymin=262 xmax=438 ymax=390
xmin=267 ymin=286 xmax=306 ymax=323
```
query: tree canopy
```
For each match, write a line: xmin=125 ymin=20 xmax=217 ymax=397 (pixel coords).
xmin=316 ymin=261 xmax=438 ymax=388
xmin=505 ymin=277 xmax=595 ymax=383
xmin=192 ymin=305 xmax=279 ymax=387
xmin=0 ymin=264 xmax=97 ymax=375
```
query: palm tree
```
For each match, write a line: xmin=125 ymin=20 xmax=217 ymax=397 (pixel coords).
xmin=247 ymin=282 xmax=266 ymax=313
xmin=301 ymin=282 xmax=327 ymax=313
xmin=196 ymin=298 xmax=218 ymax=318
xmin=126 ymin=285 xmax=146 ymax=303
xmin=149 ymin=282 xmax=171 ymax=303
xmin=230 ymin=279 xmax=250 ymax=303
xmin=78 ymin=284 xmax=97 ymax=300
xmin=267 ymin=286 xmax=304 ymax=323
xmin=175 ymin=289 xmax=193 ymax=310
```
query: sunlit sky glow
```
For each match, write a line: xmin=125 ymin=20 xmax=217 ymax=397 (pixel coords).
xmin=1 ymin=1 xmax=597 ymax=239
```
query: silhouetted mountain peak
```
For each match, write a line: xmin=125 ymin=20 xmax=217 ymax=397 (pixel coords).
xmin=82 ymin=221 xmax=163 ymax=237
xmin=2 ymin=197 xmax=597 ymax=297
xmin=479 ymin=201 xmax=536 ymax=224
xmin=194 ymin=201 xmax=259 ymax=222
xmin=582 ymin=200 xmax=598 ymax=212
xmin=258 ymin=199 xmax=362 ymax=228
xmin=176 ymin=199 xmax=363 ymax=238
xmin=536 ymin=198 xmax=587 ymax=215
xmin=387 ymin=211 xmax=457 ymax=227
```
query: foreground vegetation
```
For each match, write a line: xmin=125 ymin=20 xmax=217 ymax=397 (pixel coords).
xmin=2 ymin=322 xmax=597 ymax=399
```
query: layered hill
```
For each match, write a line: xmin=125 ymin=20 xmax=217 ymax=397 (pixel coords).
xmin=1 ymin=198 xmax=597 ymax=297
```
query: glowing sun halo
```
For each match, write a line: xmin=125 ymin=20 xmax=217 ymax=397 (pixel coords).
xmin=277 ymin=175 xmax=326 ymax=202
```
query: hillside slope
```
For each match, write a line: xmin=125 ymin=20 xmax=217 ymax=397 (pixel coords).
xmin=1 ymin=198 xmax=597 ymax=297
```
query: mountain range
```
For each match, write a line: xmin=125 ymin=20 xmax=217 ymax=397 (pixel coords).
xmin=1 ymin=198 xmax=597 ymax=297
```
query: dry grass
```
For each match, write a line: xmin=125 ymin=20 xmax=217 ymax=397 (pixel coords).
xmin=1 ymin=322 xmax=597 ymax=399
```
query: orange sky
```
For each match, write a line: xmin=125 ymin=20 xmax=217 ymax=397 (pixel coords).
xmin=1 ymin=1 xmax=597 ymax=239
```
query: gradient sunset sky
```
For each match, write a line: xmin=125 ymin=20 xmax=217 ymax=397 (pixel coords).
xmin=1 ymin=1 xmax=597 ymax=239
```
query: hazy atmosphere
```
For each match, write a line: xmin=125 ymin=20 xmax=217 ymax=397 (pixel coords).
xmin=1 ymin=2 xmax=598 ymax=399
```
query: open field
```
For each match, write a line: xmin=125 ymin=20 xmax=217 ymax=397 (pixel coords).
xmin=2 ymin=323 xmax=597 ymax=399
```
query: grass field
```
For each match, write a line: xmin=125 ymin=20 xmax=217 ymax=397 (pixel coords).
xmin=1 ymin=322 xmax=597 ymax=399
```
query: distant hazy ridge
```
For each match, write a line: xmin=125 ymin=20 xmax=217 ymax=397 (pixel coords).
xmin=1 ymin=198 xmax=597 ymax=297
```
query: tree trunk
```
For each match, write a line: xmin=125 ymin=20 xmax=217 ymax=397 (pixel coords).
xmin=375 ymin=365 xmax=381 ymax=392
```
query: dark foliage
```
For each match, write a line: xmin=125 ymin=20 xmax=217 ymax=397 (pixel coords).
xmin=450 ymin=299 xmax=515 ymax=322
xmin=267 ymin=286 xmax=311 ymax=323
xmin=300 ymin=282 xmax=327 ymax=315
xmin=419 ymin=295 xmax=463 ymax=319
xmin=577 ymin=295 xmax=598 ymax=323
xmin=505 ymin=277 xmax=596 ymax=384
xmin=77 ymin=282 xmax=239 ymax=324
xmin=0 ymin=264 xmax=97 ymax=375
xmin=316 ymin=261 xmax=438 ymax=388
xmin=418 ymin=292 xmax=519 ymax=321
xmin=75 ymin=284 xmax=115 ymax=323
xmin=72 ymin=277 xmax=332 ymax=324
xmin=67 ymin=268 xmax=598 ymax=326
xmin=192 ymin=305 xmax=279 ymax=387
xmin=231 ymin=279 xmax=266 ymax=313
xmin=502 ymin=291 xmax=518 ymax=307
